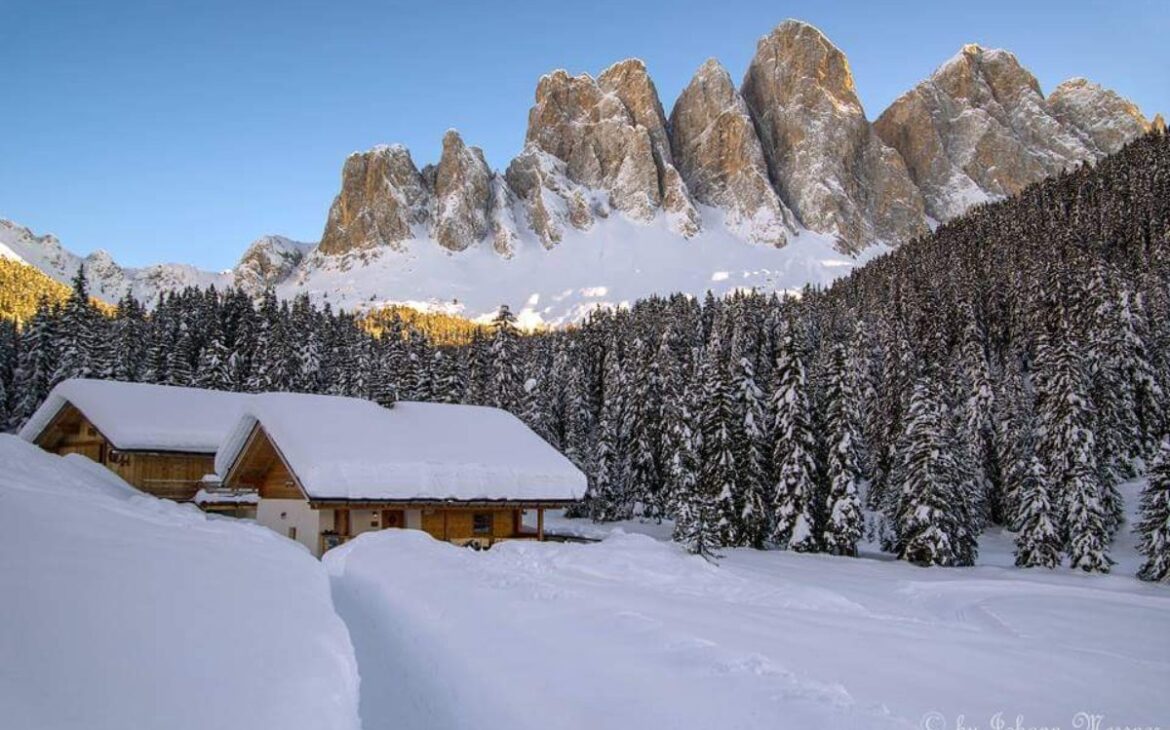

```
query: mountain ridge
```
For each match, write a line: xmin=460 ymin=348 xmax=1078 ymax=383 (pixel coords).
xmin=3 ymin=20 xmax=1156 ymax=325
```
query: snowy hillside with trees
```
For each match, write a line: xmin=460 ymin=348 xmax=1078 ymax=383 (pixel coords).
xmin=0 ymin=436 xmax=362 ymax=730
xmin=4 ymin=130 xmax=1170 ymax=576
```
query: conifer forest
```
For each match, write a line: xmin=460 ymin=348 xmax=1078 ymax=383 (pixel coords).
xmin=4 ymin=130 xmax=1170 ymax=579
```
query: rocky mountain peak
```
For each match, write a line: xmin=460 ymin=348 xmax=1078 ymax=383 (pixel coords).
xmin=874 ymin=43 xmax=1132 ymax=223
xmin=742 ymin=20 xmax=926 ymax=251
xmin=308 ymin=19 xmax=1151 ymax=264
xmin=520 ymin=59 xmax=700 ymax=237
xmin=430 ymin=129 xmax=494 ymax=252
xmin=935 ymin=44 xmax=1043 ymax=105
xmin=670 ymin=58 xmax=795 ymax=246
xmin=318 ymin=144 xmax=430 ymax=256
xmin=234 ymin=235 xmax=313 ymax=293
xmin=1048 ymin=77 xmax=1154 ymax=155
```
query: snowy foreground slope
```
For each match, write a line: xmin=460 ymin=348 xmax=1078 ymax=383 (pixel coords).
xmin=0 ymin=437 xmax=361 ymax=730
xmin=326 ymin=486 xmax=1170 ymax=730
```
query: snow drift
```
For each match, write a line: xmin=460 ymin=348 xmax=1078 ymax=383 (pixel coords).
xmin=326 ymin=523 xmax=1170 ymax=730
xmin=0 ymin=436 xmax=362 ymax=730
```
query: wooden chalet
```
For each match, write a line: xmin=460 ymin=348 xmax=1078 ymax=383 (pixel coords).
xmin=215 ymin=393 xmax=585 ymax=556
xmin=20 ymin=379 xmax=251 ymax=502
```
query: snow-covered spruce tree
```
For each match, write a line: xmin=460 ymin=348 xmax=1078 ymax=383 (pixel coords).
xmin=673 ymin=482 xmax=722 ymax=562
xmin=894 ymin=376 xmax=977 ymax=567
xmin=651 ymin=332 xmax=686 ymax=518
xmin=589 ymin=336 xmax=631 ymax=522
xmin=488 ymin=304 xmax=524 ymax=414
xmin=822 ymin=343 xmax=865 ymax=557
xmin=561 ymin=354 xmax=594 ymax=473
xmin=663 ymin=364 xmax=701 ymax=522
xmin=626 ymin=337 xmax=665 ymax=519
xmin=432 ymin=350 xmax=467 ymax=405
xmin=369 ymin=337 xmax=400 ymax=408
xmin=1013 ymin=453 xmax=1062 ymax=568
xmin=1035 ymin=309 xmax=1113 ymax=573
xmin=698 ymin=341 xmax=740 ymax=545
xmin=732 ymin=354 xmax=770 ymax=547
xmin=290 ymin=294 xmax=323 ymax=393
xmin=994 ymin=351 xmax=1036 ymax=530
xmin=847 ymin=319 xmax=878 ymax=480
xmin=109 ymin=293 xmax=147 ymax=383
xmin=194 ymin=324 xmax=233 ymax=391
xmin=51 ymin=265 xmax=100 ymax=383
xmin=1136 ymin=438 xmax=1170 ymax=582
xmin=1085 ymin=265 xmax=1133 ymax=534
xmin=12 ymin=299 xmax=59 ymax=426
xmin=770 ymin=330 xmax=822 ymax=552
xmin=958 ymin=303 xmax=998 ymax=529
xmin=1118 ymin=290 xmax=1165 ymax=461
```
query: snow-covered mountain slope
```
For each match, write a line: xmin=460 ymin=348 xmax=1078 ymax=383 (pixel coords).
xmin=281 ymin=209 xmax=877 ymax=327
xmin=326 ymin=480 xmax=1170 ymax=730
xmin=0 ymin=435 xmax=362 ymax=730
xmin=0 ymin=218 xmax=314 ymax=306
xmin=0 ymin=218 xmax=235 ymax=305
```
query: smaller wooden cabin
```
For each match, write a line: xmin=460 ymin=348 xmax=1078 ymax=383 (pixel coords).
xmin=20 ymin=379 xmax=251 ymax=502
xmin=216 ymin=393 xmax=585 ymax=556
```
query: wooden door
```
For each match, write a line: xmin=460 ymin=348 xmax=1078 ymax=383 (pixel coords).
xmin=380 ymin=509 xmax=406 ymax=530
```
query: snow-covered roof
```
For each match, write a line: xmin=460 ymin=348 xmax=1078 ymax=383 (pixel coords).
xmin=20 ymin=379 xmax=252 ymax=454
xmin=216 ymin=393 xmax=586 ymax=503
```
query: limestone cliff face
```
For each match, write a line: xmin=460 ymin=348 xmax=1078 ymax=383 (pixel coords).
xmin=670 ymin=59 xmax=796 ymax=246
xmin=504 ymin=144 xmax=602 ymax=249
xmin=318 ymin=145 xmax=430 ymax=256
xmin=313 ymin=21 xmax=1153 ymax=261
xmin=741 ymin=20 xmax=927 ymax=252
xmin=873 ymin=45 xmax=1150 ymax=223
xmin=519 ymin=61 xmax=700 ymax=237
xmin=429 ymin=130 xmax=493 ymax=252
xmin=1048 ymin=77 xmax=1153 ymax=156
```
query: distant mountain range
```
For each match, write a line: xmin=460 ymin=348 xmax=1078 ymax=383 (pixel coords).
xmin=3 ymin=20 xmax=1158 ymax=325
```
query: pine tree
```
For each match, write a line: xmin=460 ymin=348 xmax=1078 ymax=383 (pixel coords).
xmin=673 ymin=485 xmax=722 ymax=562
xmin=1136 ymin=438 xmax=1170 ymax=582
xmin=488 ymin=304 xmax=524 ymax=413
xmin=958 ymin=304 xmax=998 ymax=528
xmin=822 ymin=343 xmax=865 ymax=556
xmin=52 ymin=265 xmax=100 ymax=383
xmin=13 ymin=299 xmax=58 ymax=425
xmin=732 ymin=354 xmax=770 ymax=547
xmin=626 ymin=338 xmax=664 ymax=518
xmin=590 ymin=337 xmax=630 ymax=521
xmin=1013 ymin=453 xmax=1062 ymax=568
xmin=1036 ymin=316 xmax=1112 ymax=573
xmin=698 ymin=341 xmax=739 ymax=545
xmin=663 ymin=363 xmax=701 ymax=521
xmin=894 ymin=377 xmax=977 ymax=567
xmin=770 ymin=331 xmax=822 ymax=551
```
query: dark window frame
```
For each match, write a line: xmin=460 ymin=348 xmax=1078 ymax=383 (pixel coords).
xmin=473 ymin=512 xmax=493 ymax=535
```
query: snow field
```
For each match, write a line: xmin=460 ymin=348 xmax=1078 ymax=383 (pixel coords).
xmin=326 ymin=490 xmax=1170 ymax=730
xmin=0 ymin=436 xmax=362 ymax=730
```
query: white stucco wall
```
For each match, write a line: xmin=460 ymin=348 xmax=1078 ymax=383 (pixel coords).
xmin=350 ymin=508 xmax=382 ymax=537
xmin=257 ymin=499 xmax=323 ymax=555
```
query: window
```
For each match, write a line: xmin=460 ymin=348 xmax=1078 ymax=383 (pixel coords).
xmin=288 ymin=527 xmax=297 ymax=540
xmin=473 ymin=513 xmax=493 ymax=535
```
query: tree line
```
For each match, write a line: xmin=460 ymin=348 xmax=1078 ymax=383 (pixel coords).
xmin=2 ymin=130 xmax=1169 ymax=580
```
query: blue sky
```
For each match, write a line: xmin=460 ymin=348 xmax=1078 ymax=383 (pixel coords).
xmin=2 ymin=0 xmax=1166 ymax=270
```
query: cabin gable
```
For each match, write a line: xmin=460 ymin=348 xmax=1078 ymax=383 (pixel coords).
xmin=222 ymin=424 xmax=307 ymax=501
xmin=30 ymin=401 xmax=215 ymax=502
